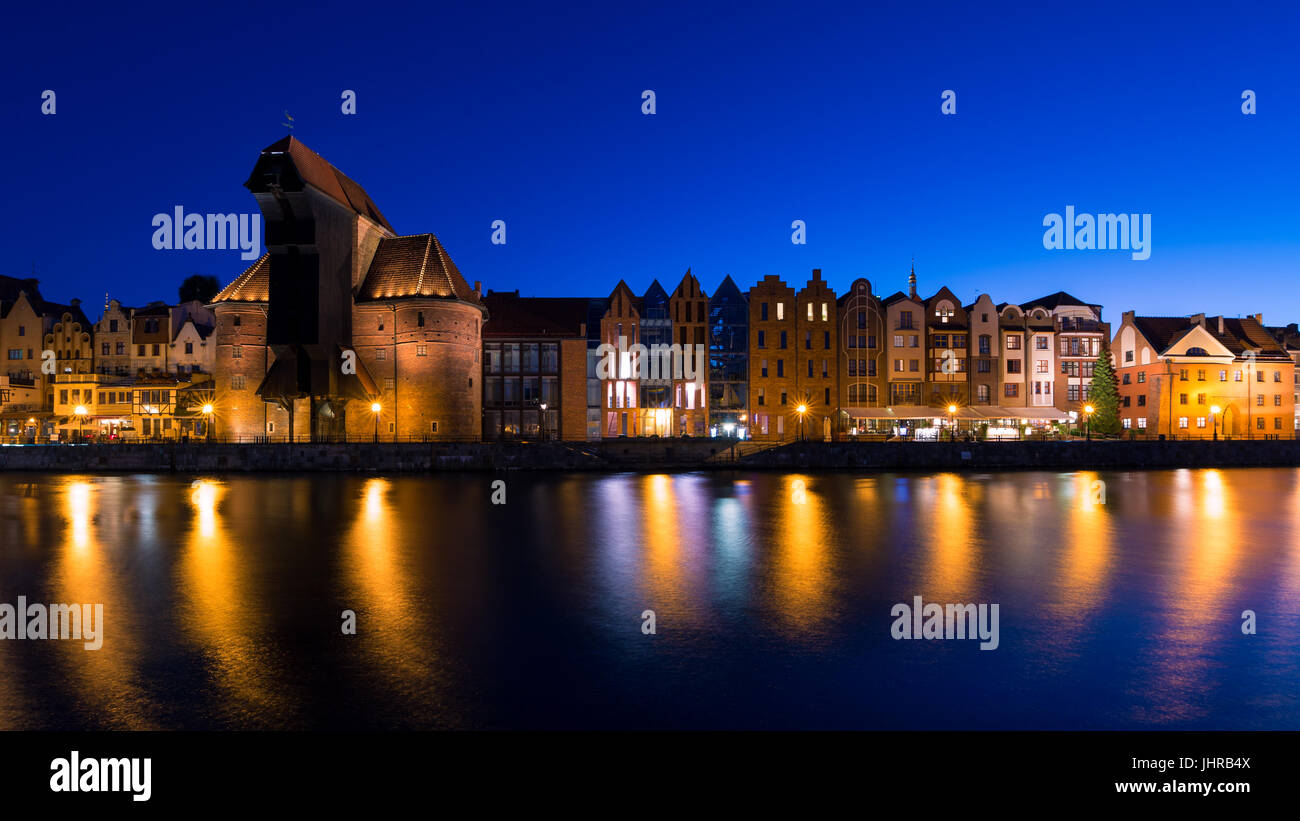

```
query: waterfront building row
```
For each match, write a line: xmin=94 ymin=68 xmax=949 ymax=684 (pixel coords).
xmin=4 ymin=135 xmax=1296 ymax=442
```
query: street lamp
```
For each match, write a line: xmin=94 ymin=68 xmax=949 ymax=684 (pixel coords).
xmin=202 ymin=403 xmax=214 ymax=442
xmin=796 ymin=404 xmax=808 ymax=441
xmin=1210 ymin=404 xmax=1221 ymax=441
xmin=370 ymin=402 xmax=382 ymax=443
xmin=947 ymin=404 xmax=957 ymax=441
xmin=539 ymin=403 xmax=548 ymax=442
xmin=1083 ymin=404 xmax=1095 ymax=441
xmin=73 ymin=405 xmax=87 ymax=443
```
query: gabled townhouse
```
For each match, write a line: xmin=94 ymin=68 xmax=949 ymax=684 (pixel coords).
xmin=638 ymin=279 xmax=673 ymax=435
xmin=837 ymin=277 xmax=886 ymax=434
xmin=1021 ymin=291 xmax=1110 ymax=414
xmin=95 ymin=300 xmax=134 ymax=376
xmin=794 ymin=269 xmax=837 ymax=440
xmin=966 ymin=294 xmax=999 ymax=408
xmin=883 ymin=272 xmax=925 ymax=407
xmin=131 ymin=302 xmax=171 ymax=374
xmin=1113 ymin=311 xmax=1294 ymax=438
xmin=669 ymin=269 xmax=708 ymax=436
xmin=599 ymin=280 xmax=642 ymax=437
xmin=707 ymin=274 xmax=748 ymax=437
xmin=748 ymin=274 xmax=796 ymax=440
xmin=923 ymin=285 xmax=969 ymax=408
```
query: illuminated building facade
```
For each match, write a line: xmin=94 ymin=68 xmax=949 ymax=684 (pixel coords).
xmin=1114 ymin=311 xmax=1295 ymax=438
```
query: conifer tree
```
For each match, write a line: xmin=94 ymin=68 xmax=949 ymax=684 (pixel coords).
xmin=1088 ymin=350 xmax=1122 ymax=436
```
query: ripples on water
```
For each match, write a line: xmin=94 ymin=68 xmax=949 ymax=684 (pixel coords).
xmin=0 ymin=469 xmax=1296 ymax=730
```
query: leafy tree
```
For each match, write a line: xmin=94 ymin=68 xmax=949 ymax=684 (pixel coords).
xmin=1089 ymin=350 xmax=1122 ymax=436
xmin=178 ymin=274 xmax=220 ymax=304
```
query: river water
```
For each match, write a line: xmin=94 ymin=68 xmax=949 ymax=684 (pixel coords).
xmin=0 ymin=469 xmax=1296 ymax=729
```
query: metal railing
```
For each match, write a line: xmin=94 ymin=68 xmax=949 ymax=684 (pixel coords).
xmin=2 ymin=430 xmax=1296 ymax=447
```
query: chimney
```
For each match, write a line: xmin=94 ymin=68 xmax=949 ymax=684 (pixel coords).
xmin=1255 ymin=313 xmax=1264 ymax=325
xmin=1122 ymin=309 xmax=1135 ymax=324
xmin=1190 ymin=312 xmax=1205 ymax=328
xmin=812 ymin=268 xmax=822 ymax=282
xmin=1218 ymin=316 xmax=1225 ymax=335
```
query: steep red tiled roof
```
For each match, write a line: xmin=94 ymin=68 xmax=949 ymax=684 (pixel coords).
xmin=251 ymin=136 xmax=395 ymax=233
xmin=1133 ymin=314 xmax=1291 ymax=361
xmin=355 ymin=234 xmax=480 ymax=304
xmin=1221 ymin=317 xmax=1290 ymax=359
xmin=211 ymin=255 xmax=270 ymax=304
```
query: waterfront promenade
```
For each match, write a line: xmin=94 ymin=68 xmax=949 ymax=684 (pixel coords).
xmin=3 ymin=438 xmax=1300 ymax=473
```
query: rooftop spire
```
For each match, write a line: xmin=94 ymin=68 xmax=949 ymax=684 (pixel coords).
xmin=908 ymin=258 xmax=917 ymax=299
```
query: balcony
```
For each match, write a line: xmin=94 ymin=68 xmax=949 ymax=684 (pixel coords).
xmin=1058 ymin=318 xmax=1106 ymax=333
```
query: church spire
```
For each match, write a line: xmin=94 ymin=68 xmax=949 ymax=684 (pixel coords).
xmin=908 ymin=258 xmax=917 ymax=299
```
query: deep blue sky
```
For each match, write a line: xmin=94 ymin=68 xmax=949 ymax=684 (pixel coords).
xmin=2 ymin=0 xmax=1297 ymax=324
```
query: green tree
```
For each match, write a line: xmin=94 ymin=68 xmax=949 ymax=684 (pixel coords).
xmin=1089 ymin=350 xmax=1121 ymax=436
xmin=178 ymin=274 xmax=220 ymax=304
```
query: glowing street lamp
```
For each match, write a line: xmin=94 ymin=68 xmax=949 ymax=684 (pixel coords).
xmin=73 ymin=405 xmax=87 ymax=443
xmin=1210 ymin=404 xmax=1221 ymax=441
xmin=371 ymin=402 xmax=382 ymax=443
xmin=947 ymin=404 xmax=957 ymax=441
xmin=1083 ymin=404 xmax=1095 ymax=441
xmin=796 ymin=404 xmax=808 ymax=441
xmin=539 ymin=402 xmax=548 ymax=442
xmin=202 ymin=403 xmax=215 ymax=442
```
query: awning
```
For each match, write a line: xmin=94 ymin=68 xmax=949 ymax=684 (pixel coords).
xmin=843 ymin=406 xmax=985 ymax=420
xmin=843 ymin=405 xmax=1070 ymax=421
xmin=982 ymin=406 xmax=1071 ymax=421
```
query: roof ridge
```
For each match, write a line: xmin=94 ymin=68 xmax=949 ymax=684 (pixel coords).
xmin=432 ymin=235 xmax=455 ymax=297
xmin=415 ymin=234 xmax=432 ymax=295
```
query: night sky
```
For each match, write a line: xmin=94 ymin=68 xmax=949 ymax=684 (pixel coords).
xmin=3 ymin=0 xmax=1297 ymax=323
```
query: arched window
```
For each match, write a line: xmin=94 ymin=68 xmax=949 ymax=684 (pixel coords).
xmin=1186 ymin=347 xmax=1208 ymax=356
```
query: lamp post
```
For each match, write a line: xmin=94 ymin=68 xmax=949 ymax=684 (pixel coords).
xmin=202 ymin=403 xmax=214 ymax=442
xmin=796 ymin=404 xmax=808 ymax=441
xmin=371 ymin=402 xmax=382 ymax=443
xmin=539 ymin=403 xmax=548 ymax=442
xmin=947 ymin=404 xmax=957 ymax=441
xmin=73 ymin=405 xmax=87 ymax=443
xmin=1083 ymin=404 xmax=1094 ymax=441
xmin=1210 ymin=404 xmax=1221 ymax=441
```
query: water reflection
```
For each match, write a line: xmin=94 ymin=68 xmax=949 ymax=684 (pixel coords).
xmin=1042 ymin=471 xmax=1114 ymax=660
xmin=0 ymin=468 xmax=1295 ymax=729
xmin=50 ymin=478 xmax=159 ymax=729
xmin=918 ymin=473 xmax=978 ymax=601
xmin=340 ymin=478 xmax=450 ymax=724
xmin=1135 ymin=469 xmax=1243 ymax=724
xmin=178 ymin=478 xmax=298 ymax=727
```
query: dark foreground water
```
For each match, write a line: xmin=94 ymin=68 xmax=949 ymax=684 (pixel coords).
xmin=0 ymin=469 xmax=1297 ymax=730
